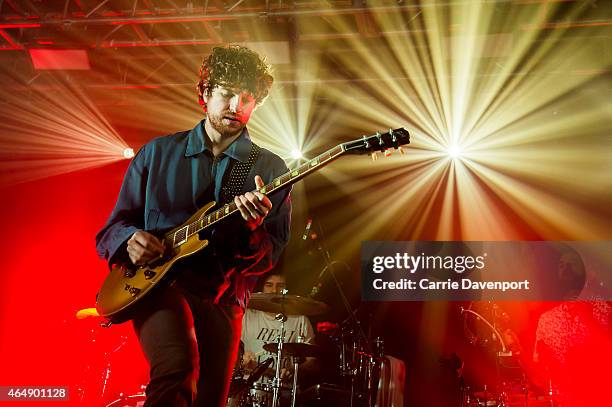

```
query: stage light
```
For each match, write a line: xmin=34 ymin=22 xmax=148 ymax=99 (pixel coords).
xmin=447 ymin=144 xmax=463 ymax=159
xmin=0 ymin=74 xmax=132 ymax=186
xmin=247 ymin=47 xmax=322 ymax=165
xmin=123 ymin=148 xmax=135 ymax=159
xmin=28 ymin=49 xmax=91 ymax=70
xmin=290 ymin=149 xmax=303 ymax=160
xmin=308 ymin=0 xmax=611 ymax=244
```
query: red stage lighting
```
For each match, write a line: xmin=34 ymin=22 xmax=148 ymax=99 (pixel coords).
xmin=28 ymin=49 xmax=90 ymax=70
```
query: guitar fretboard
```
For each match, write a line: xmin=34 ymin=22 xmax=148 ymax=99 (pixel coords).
xmin=164 ymin=144 xmax=346 ymax=248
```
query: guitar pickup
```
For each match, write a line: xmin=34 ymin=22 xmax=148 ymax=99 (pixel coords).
xmin=144 ymin=270 xmax=156 ymax=280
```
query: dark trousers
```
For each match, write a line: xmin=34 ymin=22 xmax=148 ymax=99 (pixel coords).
xmin=133 ymin=285 xmax=243 ymax=407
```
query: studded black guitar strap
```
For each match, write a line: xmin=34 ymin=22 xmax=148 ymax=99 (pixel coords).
xmin=220 ymin=143 xmax=262 ymax=205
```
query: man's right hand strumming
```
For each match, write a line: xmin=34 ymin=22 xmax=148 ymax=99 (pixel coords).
xmin=127 ymin=230 xmax=165 ymax=265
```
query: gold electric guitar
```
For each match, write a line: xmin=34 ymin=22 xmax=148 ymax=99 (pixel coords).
xmin=96 ymin=128 xmax=410 ymax=324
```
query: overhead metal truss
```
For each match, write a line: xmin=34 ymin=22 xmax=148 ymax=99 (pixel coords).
xmin=0 ymin=0 xmax=609 ymax=103
xmin=0 ymin=0 xmax=610 ymax=50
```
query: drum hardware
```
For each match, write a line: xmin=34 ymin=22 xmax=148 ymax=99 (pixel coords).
xmin=100 ymin=335 xmax=129 ymax=398
xmin=271 ymin=294 xmax=288 ymax=407
xmin=246 ymin=382 xmax=292 ymax=407
xmin=460 ymin=303 xmax=564 ymax=407
xmin=229 ymin=357 xmax=274 ymax=399
xmin=249 ymin=382 xmax=274 ymax=407
xmin=461 ymin=303 xmax=512 ymax=407
xmin=248 ymin=293 xmax=329 ymax=316
xmin=461 ymin=304 xmax=508 ymax=354
xmin=303 ymin=218 xmax=377 ymax=406
xmin=262 ymin=342 xmax=324 ymax=358
xmin=105 ymin=392 xmax=146 ymax=407
xmin=246 ymin=288 xmax=332 ymax=407
xmin=373 ymin=337 xmax=384 ymax=359
xmin=291 ymin=359 xmax=299 ymax=407
xmin=75 ymin=308 xmax=130 ymax=404
xmin=290 ymin=335 xmax=305 ymax=407
xmin=463 ymin=376 xmax=562 ymax=407
xmin=333 ymin=322 xmax=382 ymax=406
xmin=247 ymin=287 xmax=331 ymax=407
xmin=300 ymin=383 xmax=352 ymax=406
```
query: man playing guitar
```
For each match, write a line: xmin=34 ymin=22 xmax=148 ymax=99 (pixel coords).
xmin=96 ymin=45 xmax=292 ymax=407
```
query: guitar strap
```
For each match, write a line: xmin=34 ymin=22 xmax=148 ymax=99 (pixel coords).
xmin=220 ymin=142 xmax=262 ymax=205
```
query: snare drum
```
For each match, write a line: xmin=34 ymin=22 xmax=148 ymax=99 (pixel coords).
xmin=243 ymin=382 xmax=291 ymax=407
xmin=248 ymin=382 xmax=273 ymax=407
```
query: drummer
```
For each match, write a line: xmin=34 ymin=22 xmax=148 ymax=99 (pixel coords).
xmin=241 ymin=273 xmax=316 ymax=379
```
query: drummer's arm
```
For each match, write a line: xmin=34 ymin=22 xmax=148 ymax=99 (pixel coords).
xmin=242 ymin=351 xmax=258 ymax=371
xmin=301 ymin=357 xmax=317 ymax=371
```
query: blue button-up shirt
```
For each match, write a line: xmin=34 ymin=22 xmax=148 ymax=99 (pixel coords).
xmin=95 ymin=120 xmax=291 ymax=308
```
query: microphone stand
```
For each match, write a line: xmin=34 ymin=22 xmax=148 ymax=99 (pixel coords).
xmin=306 ymin=219 xmax=373 ymax=407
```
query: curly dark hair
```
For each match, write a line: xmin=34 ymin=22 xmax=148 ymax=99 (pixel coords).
xmin=196 ymin=45 xmax=274 ymax=110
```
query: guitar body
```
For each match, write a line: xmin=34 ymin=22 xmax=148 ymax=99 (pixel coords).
xmin=95 ymin=202 xmax=216 ymax=323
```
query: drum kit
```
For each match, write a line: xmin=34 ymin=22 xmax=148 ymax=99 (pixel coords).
xmin=87 ymin=291 xmax=382 ymax=407
xmin=460 ymin=302 xmax=560 ymax=407
xmin=76 ymin=297 xmax=563 ymax=407
xmin=227 ymin=291 xmax=384 ymax=407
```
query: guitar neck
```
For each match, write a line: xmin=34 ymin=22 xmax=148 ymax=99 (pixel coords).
xmin=164 ymin=143 xmax=347 ymax=246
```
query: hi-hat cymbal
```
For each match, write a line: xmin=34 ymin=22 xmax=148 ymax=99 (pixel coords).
xmin=263 ymin=342 xmax=325 ymax=358
xmin=248 ymin=293 xmax=329 ymax=316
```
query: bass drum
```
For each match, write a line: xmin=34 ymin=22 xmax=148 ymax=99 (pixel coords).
xmin=105 ymin=393 xmax=146 ymax=407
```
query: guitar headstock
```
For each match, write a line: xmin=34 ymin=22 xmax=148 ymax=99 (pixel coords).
xmin=342 ymin=128 xmax=410 ymax=157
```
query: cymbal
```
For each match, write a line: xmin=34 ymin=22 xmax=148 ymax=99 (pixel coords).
xmin=263 ymin=342 xmax=325 ymax=358
xmin=248 ymin=293 xmax=329 ymax=316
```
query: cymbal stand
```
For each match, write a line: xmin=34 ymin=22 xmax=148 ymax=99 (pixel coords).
xmin=461 ymin=304 xmax=511 ymax=406
xmin=290 ymin=335 xmax=305 ymax=407
xmin=101 ymin=335 xmax=128 ymax=400
xmin=272 ymin=293 xmax=288 ymax=407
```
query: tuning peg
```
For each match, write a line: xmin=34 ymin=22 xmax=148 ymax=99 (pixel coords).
xmin=371 ymin=152 xmax=378 ymax=161
xmin=384 ymin=149 xmax=392 ymax=157
xmin=389 ymin=128 xmax=397 ymax=144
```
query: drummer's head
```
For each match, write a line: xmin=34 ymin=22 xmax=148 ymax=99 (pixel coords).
xmin=262 ymin=273 xmax=287 ymax=294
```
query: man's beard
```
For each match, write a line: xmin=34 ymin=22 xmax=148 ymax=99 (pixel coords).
xmin=207 ymin=111 xmax=246 ymax=137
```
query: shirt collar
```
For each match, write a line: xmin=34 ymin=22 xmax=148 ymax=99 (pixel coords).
xmin=185 ymin=120 xmax=252 ymax=162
